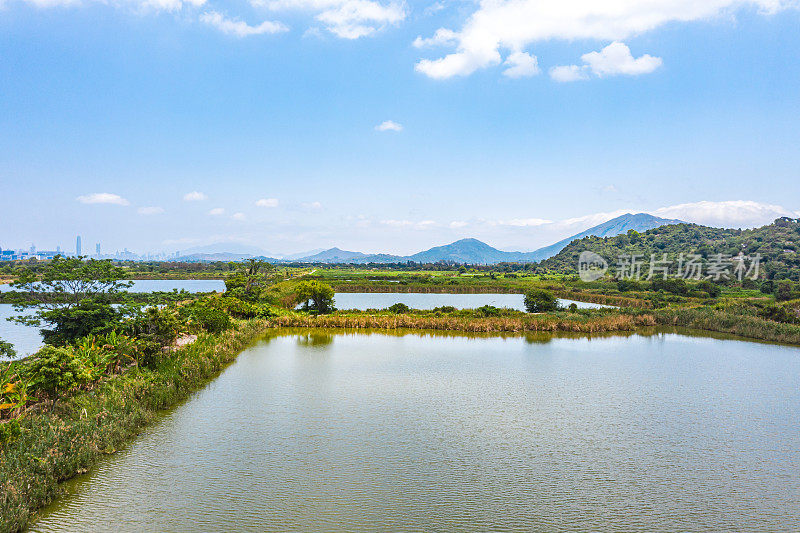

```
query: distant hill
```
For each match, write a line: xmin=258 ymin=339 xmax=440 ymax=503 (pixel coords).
xmin=526 ymin=213 xmax=684 ymax=261
xmin=540 ymin=217 xmax=800 ymax=280
xmin=180 ymin=242 xmax=273 ymax=257
xmin=298 ymin=248 xmax=370 ymax=263
xmin=286 ymin=213 xmax=687 ymax=265
xmin=407 ymin=238 xmax=529 ymax=264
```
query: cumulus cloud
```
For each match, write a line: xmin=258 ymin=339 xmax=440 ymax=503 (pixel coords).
xmin=208 ymin=207 xmax=226 ymax=215
xmin=183 ymin=191 xmax=207 ymax=202
xmin=231 ymin=212 xmax=246 ymax=220
xmin=652 ymin=200 xmax=799 ymax=228
xmin=415 ymin=0 xmax=792 ymax=79
xmin=20 ymin=0 xmax=204 ymax=11
xmin=76 ymin=193 xmax=130 ymax=206
xmin=412 ymin=28 xmax=458 ymax=48
xmin=548 ymin=65 xmax=586 ymax=82
xmin=260 ymin=0 xmax=406 ymax=39
xmin=502 ymin=51 xmax=539 ymax=78
xmin=256 ymin=198 xmax=279 ymax=207
xmin=375 ymin=120 xmax=403 ymax=132
xmin=552 ymin=42 xmax=662 ymax=81
xmin=200 ymin=11 xmax=288 ymax=36
xmin=303 ymin=201 xmax=323 ymax=209
xmin=137 ymin=206 xmax=165 ymax=215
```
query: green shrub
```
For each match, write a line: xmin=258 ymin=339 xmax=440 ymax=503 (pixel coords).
xmin=23 ymin=346 xmax=89 ymax=399
xmin=387 ymin=303 xmax=411 ymax=314
xmin=524 ymin=289 xmax=559 ymax=313
xmin=475 ymin=305 xmax=501 ymax=317
xmin=189 ymin=305 xmax=232 ymax=334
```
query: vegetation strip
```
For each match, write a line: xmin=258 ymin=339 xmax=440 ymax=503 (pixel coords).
xmin=0 ymin=319 xmax=267 ymax=533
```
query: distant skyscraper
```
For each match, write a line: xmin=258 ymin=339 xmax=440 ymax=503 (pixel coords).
xmin=96 ymin=242 xmax=101 ymax=257
xmin=76 ymin=235 xmax=81 ymax=257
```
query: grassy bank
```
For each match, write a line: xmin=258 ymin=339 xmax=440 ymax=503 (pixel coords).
xmin=269 ymin=311 xmax=658 ymax=334
xmin=0 ymin=319 xmax=268 ymax=533
xmin=653 ymin=307 xmax=800 ymax=345
xmin=269 ymin=308 xmax=800 ymax=345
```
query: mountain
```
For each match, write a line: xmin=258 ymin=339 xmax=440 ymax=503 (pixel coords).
xmin=297 ymin=248 xmax=369 ymax=263
xmin=179 ymin=242 xmax=273 ymax=257
xmin=540 ymin=217 xmax=800 ymax=280
xmin=526 ymin=213 xmax=685 ymax=262
xmin=408 ymin=238 xmax=528 ymax=264
xmin=285 ymin=214 xmax=687 ymax=265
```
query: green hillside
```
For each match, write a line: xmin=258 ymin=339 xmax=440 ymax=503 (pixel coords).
xmin=541 ymin=217 xmax=800 ymax=281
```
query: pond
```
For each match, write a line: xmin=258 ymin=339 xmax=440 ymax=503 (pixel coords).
xmin=31 ymin=329 xmax=800 ymax=532
xmin=334 ymin=292 xmax=609 ymax=311
xmin=0 ymin=279 xmax=226 ymax=293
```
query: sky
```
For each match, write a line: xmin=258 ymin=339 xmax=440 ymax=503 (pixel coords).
xmin=1 ymin=0 xmax=799 ymax=256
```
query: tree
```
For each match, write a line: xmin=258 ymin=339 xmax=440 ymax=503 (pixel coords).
xmin=524 ymin=289 xmax=559 ymax=313
xmin=8 ymin=256 xmax=132 ymax=345
xmin=224 ymin=259 xmax=275 ymax=301
xmin=0 ymin=339 xmax=16 ymax=360
xmin=294 ymin=281 xmax=335 ymax=314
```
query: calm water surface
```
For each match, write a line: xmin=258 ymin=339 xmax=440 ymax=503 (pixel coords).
xmin=335 ymin=292 xmax=608 ymax=311
xmin=0 ymin=279 xmax=225 ymax=293
xmin=32 ymin=330 xmax=800 ymax=532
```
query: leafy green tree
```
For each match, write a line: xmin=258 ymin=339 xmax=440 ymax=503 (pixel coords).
xmin=8 ymin=257 xmax=132 ymax=345
xmin=224 ymin=259 xmax=275 ymax=301
xmin=294 ymin=281 xmax=335 ymax=314
xmin=0 ymin=339 xmax=16 ymax=360
xmin=524 ymin=289 xmax=559 ymax=313
xmin=776 ymin=281 xmax=794 ymax=302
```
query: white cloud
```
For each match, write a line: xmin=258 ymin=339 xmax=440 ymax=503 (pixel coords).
xmin=502 ymin=51 xmax=539 ymax=78
xmin=375 ymin=120 xmax=403 ymax=132
xmin=256 ymin=198 xmax=279 ymax=207
xmin=551 ymin=42 xmax=661 ymax=81
xmin=381 ymin=219 xmax=438 ymax=230
xmin=208 ymin=207 xmax=226 ymax=215
xmin=76 ymin=193 xmax=130 ymax=206
xmin=496 ymin=217 xmax=552 ymax=227
xmin=549 ymin=64 xmax=589 ymax=83
xmin=413 ymin=28 xmax=458 ymax=48
xmin=200 ymin=11 xmax=288 ymax=37
xmin=231 ymin=212 xmax=246 ymax=221
xmin=415 ymin=0 xmax=792 ymax=79
xmin=20 ymin=0 xmax=205 ymax=10
xmin=183 ymin=191 xmax=207 ymax=202
xmin=652 ymin=200 xmax=799 ymax=228
xmin=449 ymin=220 xmax=468 ymax=228
xmin=261 ymin=0 xmax=406 ymax=39
xmin=138 ymin=206 xmax=165 ymax=215
xmin=303 ymin=201 xmax=323 ymax=209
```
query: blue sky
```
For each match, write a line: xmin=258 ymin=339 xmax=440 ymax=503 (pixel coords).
xmin=1 ymin=0 xmax=799 ymax=255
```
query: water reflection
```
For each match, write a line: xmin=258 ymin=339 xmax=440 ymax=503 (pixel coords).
xmin=33 ymin=330 xmax=800 ymax=533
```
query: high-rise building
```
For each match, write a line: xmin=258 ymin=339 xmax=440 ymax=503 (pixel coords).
xmin=96 ymin=243 xmax=101 ymax=257
xmin=76 ymin=235 xmax=81 ymax=257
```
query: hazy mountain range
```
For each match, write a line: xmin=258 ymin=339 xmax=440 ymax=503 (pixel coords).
xmin=176 ymin=213 xmax=684 ymax=264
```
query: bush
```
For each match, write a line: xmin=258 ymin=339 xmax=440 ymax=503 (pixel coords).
xmin=433 ymin=306 xmax=457 ymax=313
xmin=697 ymin=281 xmax=722 ymax=298
xmin=189 ymin=305 xmax=232 ymax=334
xmin=387 ymin=303 xmax=410 ymax=314
xmin=475 ymin=305 xmax=501 ymax=317
xmin=524 ymin=289 xmax=559 ymax=313
xmin=23 ymin=346 xmax=89 ymax=400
